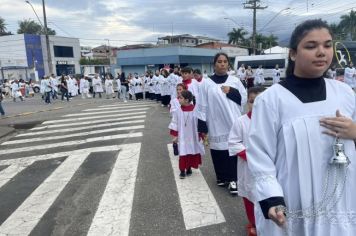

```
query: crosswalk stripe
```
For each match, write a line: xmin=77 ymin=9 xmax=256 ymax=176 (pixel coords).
xmin=41 ymin=111 xmax=147 ymax=125
xmin=99 ymin=102 xmax=156 ymax=108
xmin=167 ymin=144 xmax=226 ymax=230
xmin=84 ymin=104 xmax=152 ymax=111
xmin=18 ymin=119 xmax=145 ymax=137
xmin=0 ymin=145 xmax=122 ymax=167
xmin=2 ymin=125 xmax=145 ymax=145
xmin=30 ymin=115 xmax=146 ymax=131
xmin=0 ymin=132 xmax=143 ymax=155
xmin=0 ymin=152 xmax=90 ymax=235
xmin=87 ymin=143 xmax=141 ymax=236
xmin=62 ymin=107 xmax=149 ymax=117
xmin=0 ymin=164 xmax=32 ymax=189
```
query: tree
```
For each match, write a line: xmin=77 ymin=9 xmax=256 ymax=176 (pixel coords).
xmin=252 ymin=33 xmax=278 ymax=51
xmin=329 ymin=23 xmax=346 ymax=40
xmin=339 ymin=10 xmax=356 ymax=41
xmin=0 ymin=17 xmax=12 ymax=36
xmin=227 ymin=27 xmax=248 ymax=46
xmin=17 ymin=19 xmax=56 ymax=35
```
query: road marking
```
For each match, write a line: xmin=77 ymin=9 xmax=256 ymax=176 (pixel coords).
xmin=0 ymin=164 xmax=32 ymax=189
xmin=0 ymin=146 xmax=122 ymax=166
xmin=2 ymin=125 xmax=145 ymax=145
xmin=62 ymin=107 xmax=149 ymax=117
xmin=84 ymin=104 xmax=152 ymax=111
xmin=87 ymin=143 xmax=141 ymax=236
xmin=0 ymin=152 xmax=90 ymax=235
xmin=41 ymin=111 xmax=147 ymax=125
xmin=0 ymin=132 xmax=143 ymax=155
xmin=99 ymin=102 xmax=156 ymax=108
xmin=167 ymin=144 xmax=225 ymax=230
xmin=30 ymin=115 xmax=146 ymax=131
xmin=19 ymin=119 xmax=145 ymax=137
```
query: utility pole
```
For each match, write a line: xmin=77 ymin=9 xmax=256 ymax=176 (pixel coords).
xmin=42 ymin=0 xmax=53 ymax=75
xmin=243 ymin=0 xmax=267 ymax=54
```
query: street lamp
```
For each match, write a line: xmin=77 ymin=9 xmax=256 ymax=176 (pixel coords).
xmin=223 ymin=17 xmax=239 ymax=26
xmin=25 ymin=0 xmax=53 ymax=75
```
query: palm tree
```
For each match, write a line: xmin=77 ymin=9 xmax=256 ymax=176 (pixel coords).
xmin=339 ymin=10 xmax=356 ymax=40
xmin=329 ymin=23 xmax=346 ymax=40
xmin=17 ymin=19 xmax=56 ymax=35
xmin=227 ymin=27 xmax=248 ymax=46
xmin=0 ymin=17 xmax=7 ymax=33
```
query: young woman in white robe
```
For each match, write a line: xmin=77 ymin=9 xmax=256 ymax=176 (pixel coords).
xmin=254 ymin=65 xmax=265 ymax=86
xmin=170 ymin=83 xmax=186 ymax=116
xmin=169 ymin=90 xmax=204 ymax=179
xmin=196 ymin=52 xmax=247 ymax=194
xmin=246 ymin=19 xmax=356 ymax=236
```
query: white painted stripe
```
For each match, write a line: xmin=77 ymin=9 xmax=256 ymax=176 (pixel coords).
xmin=19 ymin=119 xmax=145 ymax=137
xmin=99 ymin=102 xmax=156 ymax=108
xmin=0 ymin=164 xmax=32 ymax=189
xmin=2 ymin=125 xmax=145 ymax=145
xmin=62 ymin=107 xmax=149 ymax=117
xmin=167 ymin=144 xmax=225 ymax=230
xmin=0 ymin=152 xmax=90 ymax=235
xmin=41 ymin=111 xmax=147 ymax=125
xmin=0 ymin=132 xmax=143 ymax=155
xmin=88 ymin=143 xmax=141 ymax=236
xmin=29 ymin=115 xmax=146 ymax=131
xmin=0 ymin=145 xmax=122 ymax=166
xmin=84 ymin=104 xmax=152 ymax=111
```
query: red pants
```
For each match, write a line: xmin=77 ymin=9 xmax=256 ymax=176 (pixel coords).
xmin=243 ymin=197 xmax=255 ymax=226
xmin=179 ymin=154 xmax=201 ymax=171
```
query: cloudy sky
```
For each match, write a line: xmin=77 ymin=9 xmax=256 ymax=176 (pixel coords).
xmin=1 ymin=0 xmax=356 ymax=48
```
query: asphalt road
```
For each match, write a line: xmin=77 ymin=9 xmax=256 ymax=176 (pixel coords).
xmin=0 ymin=95 xmax=247 ymax=236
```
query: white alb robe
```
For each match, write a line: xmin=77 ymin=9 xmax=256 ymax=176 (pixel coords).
xmin=247 ymin=79 xmax=356 ymax=236
xmin=254 ymin=68 xmax=265 ymax=84
xmin=93 ymin=78 xmax=104 ymax=93
xmin=272 ymin=68 xmax=281 ymax=84
xmin=168 ymin=106 xmax=205 ymax=156
xmin=196 ymin=75 xmax=247 ymax=150
xmin=344 ymin=67 xmax=355 ymax=88
xmin=228 ymin=113 xmax=255 ymax=202
xmin=105 ymin=79 xmax=114 ymax=95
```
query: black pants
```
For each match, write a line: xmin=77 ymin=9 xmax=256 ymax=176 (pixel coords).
xmin=93 ymin=92 xmax=102 ymax=98
xmin=161 ymin=95 xmax=171 ymax=106
xmin=150 ymin=93 xmax=155 ymax=100
xmin=61 ymin=89 xmax=69 ymax=101
xmin=210 ymin=149 xmax=237 ymax=182
xmin=135 ymin=92 xmax=143 ymax=100
xmin=145 ymin=91 xmax=150 ymax=99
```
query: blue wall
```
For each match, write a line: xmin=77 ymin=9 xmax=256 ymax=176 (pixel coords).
xmin=24 ymin=34 xmax=45 ymax=78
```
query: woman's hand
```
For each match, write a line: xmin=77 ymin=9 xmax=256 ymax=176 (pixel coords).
xmin=221 ymin=85 xmax=230 ymax=94
xmin=320 ymin=110 xmax=356 ymax=139
xmin=268 ymin=206 xmax=286 ymax=227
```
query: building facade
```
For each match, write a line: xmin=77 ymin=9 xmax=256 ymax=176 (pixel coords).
xmin=0 ymin=34 xmax=80 ymax=82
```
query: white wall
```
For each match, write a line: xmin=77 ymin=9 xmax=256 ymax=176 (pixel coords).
xmin=0 ymin=34 xmax=27 ymax=67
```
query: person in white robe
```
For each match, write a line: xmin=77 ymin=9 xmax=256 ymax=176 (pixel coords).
xmin=168 ymin=90 xmax=204 ymax=179
xmin=80 ymin=77 xmax=91 ymax=99
xmin=92 ymin=74 xmax=103 ymax=98
xmin=170 ymin=83 xmax=186 ymax=116
xmin=196 ymin=52 xmax=247 ymax=195
xmin=238 ymin=65 xmax=247 ymax=88
xmin=343 ymin=62 xmax=356 ymax=90
xmin=152 ymin=70 xmax=161 ymax=102
xmin=254 ymin=65 xmax=265 ymax=86
xmin=228 ymin=86 xmax=265 ymax=236
xmin=104 ymin=77 xmax=114 ymax=99
xmin=326 ymin=65 xmax=337 ymax=80
xmin=50 ymin=75 xmax=58 ymax=99
xmin=272 ymin=64 xmax=282 ymax=84
xmin=40 ymin=77 xmax=46 ymax=100
xmin=133 ymin=74 xmax=144 ymax=100
xmin=11 ymin=80 xmax=24 ymax=102
xmin=246 ymin=19 xmax=356 ymax=236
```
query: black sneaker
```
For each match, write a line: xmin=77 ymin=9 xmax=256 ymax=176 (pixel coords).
xmin=228 ymin=181 xmax=238 ymax=194
xmin=179 ymin=171 xmax=186 ymax=179
xmin=186 ymin=168 xmax=192 ymax=176
xmin=217 ymin=180 xmax=226 ymax=186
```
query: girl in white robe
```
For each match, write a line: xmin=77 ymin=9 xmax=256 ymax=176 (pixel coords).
xmin=93 ymin=75 xmax=103 ymax=98
xmin=170 ymin=83 xmax=186 ymax=115
xmin=254 ymin=65 xmax=265 ymax=85
xmin=105 ymin=77 xmax=114 ymax=99
xmin=343 ymin=62 xmax=355 ymax=90
xmin=246 ymin=19 xmax=356 ymax=236
xmin=169 ymin=90 xmax=204 ymax=179
xmin=196 ymin=52 xmax=247 ymax=195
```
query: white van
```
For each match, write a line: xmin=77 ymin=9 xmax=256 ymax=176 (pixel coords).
xmin=234 ymin=53 xmax=289 ymax=80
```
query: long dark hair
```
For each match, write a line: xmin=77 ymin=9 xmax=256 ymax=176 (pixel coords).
xmin=286 ymin=19 xmax=332 ymax=77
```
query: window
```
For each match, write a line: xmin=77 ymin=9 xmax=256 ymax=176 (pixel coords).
xmin=53 ymin=46 xmax=74 ymax=58
xmin=186 ymin=39 xmax=189 ymax=43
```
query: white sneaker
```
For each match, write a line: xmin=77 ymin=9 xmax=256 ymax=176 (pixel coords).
xmin=228 ymin=181 xmax=238 ymax=194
